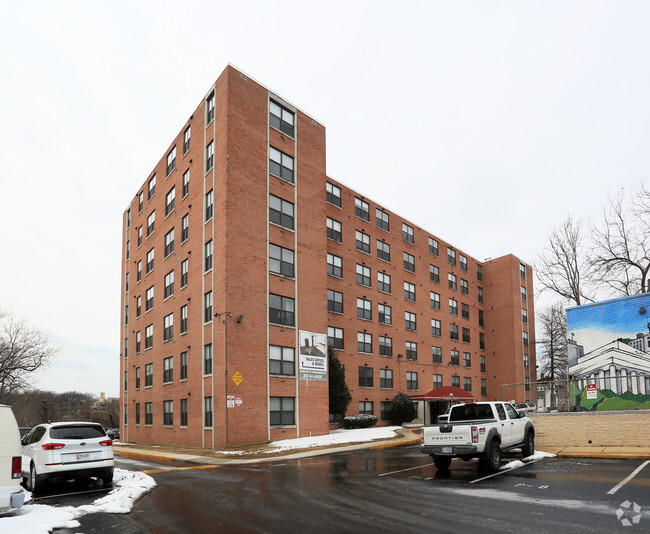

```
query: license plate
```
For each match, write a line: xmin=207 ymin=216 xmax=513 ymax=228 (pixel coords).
xmin=76 ymin=453 xmax=91 ymax=461
xmin=63 ymin=451 xmax=101 ymax=463
xmin=441 ymin=446 xmax=453 ymax=454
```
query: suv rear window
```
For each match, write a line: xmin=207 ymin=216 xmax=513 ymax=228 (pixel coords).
xmin=49 ymin=424 xmax=106 ymax=439
xmin=449 ymin=404 xmax=494 ymax=421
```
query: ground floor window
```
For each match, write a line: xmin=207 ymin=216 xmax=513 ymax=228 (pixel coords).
xmin=380 ymin=402 xmax=392 ymax=421
xmin=359 ymin=401 xmax=373 ymax=415
xmin=163 ymin=400 xmax=173 ymax=426
xmin=270 ymin=396 xmax=295 ymax=426
xmin=204 ymin=396 xmax=213 ymax=427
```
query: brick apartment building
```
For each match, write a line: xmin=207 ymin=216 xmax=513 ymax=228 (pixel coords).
xmin=120 ymin=65 xmax=536 ymax=449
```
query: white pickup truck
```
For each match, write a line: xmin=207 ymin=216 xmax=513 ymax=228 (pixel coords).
xmin=420 ymin=401 xmax=535 ymax=472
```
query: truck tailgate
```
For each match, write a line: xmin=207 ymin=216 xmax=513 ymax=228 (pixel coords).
xmin=422 ymin=423 xmax=473 ymax=447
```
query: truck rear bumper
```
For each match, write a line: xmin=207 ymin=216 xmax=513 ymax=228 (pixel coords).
xmin=420 ymin=445 xmax=478 ymax=456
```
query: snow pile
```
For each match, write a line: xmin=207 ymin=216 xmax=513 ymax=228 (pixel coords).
xmin=0 ymin=468 xmax=155 ymax=534
xmin=500 ymin=450 xmax=557 ymax=470
xmin=268 ymin=426 xmax=402 ymax=451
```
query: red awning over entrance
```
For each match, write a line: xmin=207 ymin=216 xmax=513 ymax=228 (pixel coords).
xmin=409 ymin=385 xmax=473 ymax=402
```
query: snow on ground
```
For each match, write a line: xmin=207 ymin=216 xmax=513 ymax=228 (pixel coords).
xmin=0 ymin=468 xmax=155 ymax=534
xmin=500 ymin=450 xmax=557 ymax=470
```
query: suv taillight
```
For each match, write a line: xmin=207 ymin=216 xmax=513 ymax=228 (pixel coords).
xmin=99 ymin=439 xmax=113 ymax=446
xmin=11 ymin=456 xmax=21 ymax=479
xmin=471 ymin=426 xmax=478 ymax=444
xmin=42 ymin=442 xmax=65 ymax=450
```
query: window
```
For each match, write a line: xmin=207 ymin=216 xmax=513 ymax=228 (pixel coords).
xmin=478 ymin=287 xmax=484 ymax=305
xmin=138 ymin=191 xmax=144 ymax=213
xmin=450 ymin=324 xmax=459 ymax=341
xmin=328 ymin=327 xmax=344 ymax=349
xmin=125 ymin=272 xmax=129 ymax=293
xmin=165 ymin=187 xmax=176 ymax=217
xmin=205 ymin=240 xmax=213 ymax=272
xmin=327 ymin=253 xmax=342 ymax=277
xmin=269 ymin=146 xmax=294 ymax=183
xmin=145 ymin=363 xmax=153 ymax=387
xmin=125 ymin=240 xmax=130 ymax=261
xmin=429 ymin=264 xmax=440 ymax=284
xmin=205 ymin=190 xmax=214 ymax=222
xmin=326 ymin=183 xmax=341 ymax=207
xmin=477 ymin=264 xmax=483 ymax=282
xmin=481 ymin=379 xmax=487 ymax=396
xmin=462 ymin=328 xmax=471 ymax=343
xmin=270 ymin=100 xmax=295 ymax=136
xmin=405 ymin=311 xmax=416 ymax=331
xmin=270 ymin=397 xmax=295 ymax=426
xmin=136 ymin=295 xmax=141 ymax=317
xmin=269 ymin=194 xmax=294 ymax=229
xmin=402 ymin=223 xmax=414 ymax=244
xmin=205 ymin=142 xmax=214 ymax=172
xmin=524 ymin=353 xmax=530 ymax=369
xmin=206 ymin=92 xmax=215 ymax=124
xmin=166 ymin=146 xmax=176 ymax=176
xmin=380 ymin=368 xmax=393 ymax=388
xmin=137 ymin=226 xmax=143 ymax=248
xmin=182 ymin=169 xmax=190 ymax=198
xmin=449 ymin=298 xmax=458 ymax=316
xmin=462 ymin=303 xmax=470 ymax=320
xmin=479 ymin=309 xmax=484 ymax=327
xmin=358 ymin=367 xmax=373 ymax=387
xmin=405 ymin=341 xmax=417 ymax=360
xmin=377 ymin=272 xmax=391 ymax=293
xmin=407 ymin=372 xmax=418 ymax=390
xmin=269 ymin=244 xmax=294 ymax=277
xmin=180 ymin=305 xmax=188 ymax=334
xmin=355 ymin=231 xmax=370 ymax=254
xmin=328 ymin=290 xmax=343 ymax=313
xmin=523 ymin=331 xmax=529 ymax=346
xmin=180 ymin=351 xmax=188 ymax=380
xmin=163 ymin=356 xmax=173 ymax=383
xmin=463 ymin=352 xmax=471 ymax=367
xmin=180 ymin=398 xmax=188 ymax=426
xmin=182 ymin=214 xmax=189 ymax=242
xmin=270 ymin=346 xmax=295 ymax=376
xmin=429 ymin=237 xmax=439 ymax=256
xmin=433 ymin=374 xmax=443 ymax=389
xmin=181 ymin=259 xmax=188 ymax=288
xmin=431 ymin=319 xmax=441 ymax=337
xmin=165 ymin=228 xmax=175 ymax=257
xmin=359 ymin=401 xmax=373 ymax=415
xmin=183 ymin=126 xmax=191 ymax=154
xmin=204 ymin=396 xmax=213 ymax=427
xmin=452 ymin=375 xmax=460 ymax=388
xmin=460 ymin=279 xmax=469 ymax=295
xmin=327 ymin=217 xmax=342 ymax=242
xmin=380 ymin=402 xmax=392 ymax=421
xmin=521 ymin=286 xmax=527 ymax=301
xmin=432 ymin=346 xmax=442 ymax=364
xmin=464 ymin=377 xmax=472 ymax=392
xmin=145 ymin=402 xmax=153 ymax=425
xmin=124 ymin=305 xmax=128 ymax=325
xmin=447 ymin=247 xmax=456 ymax=266
xmin=522 ymin=308 xmax=528 ymax=324
xmin=204 ymin=291 xmax=213 ymax=323
xmin=136 ymin=331 xmax=141 ymax=353
xmin=378 ymin=303 xmax=391 ymax=325
xmin=355 ymin=198 xmax=369 ymax=221
xmin=404 ymin=282 xmax=416 ymax=302
xmin=147 ymin=211 xmax=155 ymax=237
xmin=124 ymin=370 xmax=128 ymax=391
xmin=357 ymin=332 xmax=372 ymax=353
xmin=448 ymin=273 xmax=457 ymax=290
xmin=135 ymin=367 xmax=140 ymax=389
xmin=520 ymin=262 xmax=527 ymax=279
xmin=480 ymin=332 xmax=485 ymax=350
xmin=357 ymin=298 xmax=372 ymax=320
xmin=269 ymin=294 xmax=295 ymax=326
xmin=459 ymin=254 xmax=468 ymax=271
xmin=377 ymin=240 xmax=390 ymax=262
xmin=163 ymin=313 xmax=173 ymax=341
xmin=356 ymin=264 xmax=371 ymax=286
xmin=525 ymin=377 xmax=530 ymax=392
xmin=145 ymin=325 xmax=153 ymax=349
xmin=204 ymin=343 xmax=213 ymax=375
xmin=376 ymin=209 xmax=389 ymax=231
xmin=430 ymin=291 xmax=440 ymax=310
xmin=148 ymin=175 xmax=156 ymax=200
xmin=164 ymin=271 xmax=174 ymax=299
xmin=146 ymin=248 xmax=154 ymax=273
xmin=402 ymin=252 xmax=415 ymax=273
xmin=480 ymin=355 xmax=486 ymax=372
xmin=379 ymin=336 xmax=392 ymax=357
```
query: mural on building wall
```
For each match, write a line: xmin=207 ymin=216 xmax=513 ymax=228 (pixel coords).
xmin=566 ymin=293 xmax=650 ymax=411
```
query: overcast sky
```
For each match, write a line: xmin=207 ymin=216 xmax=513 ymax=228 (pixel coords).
xmin=2 ymin=1 xmax=649 ymax=398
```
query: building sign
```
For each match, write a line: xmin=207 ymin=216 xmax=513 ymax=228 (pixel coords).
xmin=235 ymin=395 xmax=243 ymax=408
xmin=232 ymin=371 xmax=244 ymax=386
xmin=226 ymin=395 xmax=235 ymax=408
xmin=586 ymin=384 xmax=597 ymax=400
xmin=298 ymin=330 xmax=327 ymax=381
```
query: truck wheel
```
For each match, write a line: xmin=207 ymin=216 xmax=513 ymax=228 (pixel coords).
xmin=485 ymin=440 xmax=502 ymax=473
xmin=522 ymin=431 xmax=535 ymax=458
xmin=432 ymin=455 xmax=452 ymax=470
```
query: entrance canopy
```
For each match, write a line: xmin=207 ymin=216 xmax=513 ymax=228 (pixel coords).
xmin=409 ymin=385 xmax=473 ymax=402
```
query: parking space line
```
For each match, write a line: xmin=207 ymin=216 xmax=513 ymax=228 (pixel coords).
xmin=606 ymin=460 xmax=650 ymax=495
xmin=469 ymin=458 xmax=543 ymax=484
xmin=378 ymin=463 xmax=433 ymax=477
xmin=142 ymin=465 xmax=222 ymax=475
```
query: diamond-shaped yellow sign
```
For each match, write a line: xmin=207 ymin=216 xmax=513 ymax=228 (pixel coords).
xmin=232 ymin=371 xmax=244 ymax=386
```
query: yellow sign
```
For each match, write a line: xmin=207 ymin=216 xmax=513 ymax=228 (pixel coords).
xmin=232 ymin=371 xmax=244 ymax=386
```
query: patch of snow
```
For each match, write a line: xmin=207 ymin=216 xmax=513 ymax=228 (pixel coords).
xmin=269 ymin=426 xmax=402 ymax=451
xmin=500 ymin=450 xmax=557 ymax=471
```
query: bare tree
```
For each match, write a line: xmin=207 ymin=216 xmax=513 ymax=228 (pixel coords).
xmin=537 ymin=304 xmax=569 ymax=407
xmin=589 ymin=186 xmax=650 ymax=296
xmin=0 ymin=311 xmax=58 ymax=401
xmin=535 ymin=215 xmax=594 ymax=305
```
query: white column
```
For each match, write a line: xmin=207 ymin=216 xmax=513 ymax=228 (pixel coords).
xmin=598 ymin=369 xmax=605 ymax=390
xmin=631 ymin=372 xmax=639 ymax=395
xmin=620 ymin=368 xmax=628 ymax=394
xmin=610 ymin=365 xmax=618 ymax=394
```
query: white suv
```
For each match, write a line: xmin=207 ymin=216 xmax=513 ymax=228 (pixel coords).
xmin=21 ymin=422 xmax=114 ymax=493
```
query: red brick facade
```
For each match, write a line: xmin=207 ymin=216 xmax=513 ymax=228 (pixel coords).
xmin=120 ymin=65 xmax=536 ymax=448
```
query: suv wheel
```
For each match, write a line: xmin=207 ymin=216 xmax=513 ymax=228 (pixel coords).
xmin=27 ymin=463 xmax=42 ymax=493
